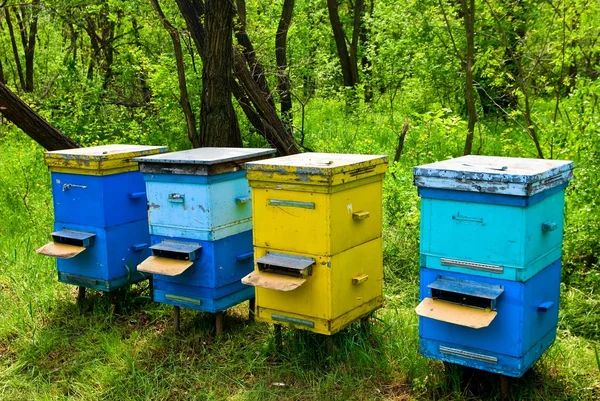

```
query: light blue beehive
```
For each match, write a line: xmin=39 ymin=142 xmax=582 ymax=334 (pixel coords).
xmin=134 ymin=148 xmax=275 ymax=314
xmin=414 ymin=155 xmax=573 ymax=281
xmin=135 ymin=148 xmax=276 ymax=241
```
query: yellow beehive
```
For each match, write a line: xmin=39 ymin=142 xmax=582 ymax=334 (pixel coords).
xmin=242 ymin=153 xmax=388 ymax=335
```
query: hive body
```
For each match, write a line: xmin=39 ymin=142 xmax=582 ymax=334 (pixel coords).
xmin=244 ymin=153 xmax=388 ymax=335
xmin=38 ymin=145 xmax=167 ymax=292
xmin=134 ymin=148 xmax=275 ymax=313
xmin=414 ymin=155 xmax=573 ymax=377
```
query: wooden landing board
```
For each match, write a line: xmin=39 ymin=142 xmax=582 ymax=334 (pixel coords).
xmin=242 ymin=271 xmax=306 ymax=292
xmin=415 ymin=297 xmax=497 ymax=329
xmin=36 ymin=242 xmax=86 ymax=259
xmin=137 ymin=256 xmax=193 ymax=276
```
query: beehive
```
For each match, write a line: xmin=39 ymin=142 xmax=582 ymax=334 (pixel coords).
xmin=37 ymin=144 xmax=167 ymax=292
xmin=414 ymin=155 xmax=573 ymax=377
xmin=134 ymin=148 xmax=275 ymax=313
xmin=243 ymin=153 xmax=388 ymax=335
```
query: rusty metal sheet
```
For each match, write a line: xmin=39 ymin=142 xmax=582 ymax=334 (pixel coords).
xmin=137 ymin=256 xmax=193 ymax=276
xmin=415 ymin=297 xmax=497 ymax=329
xmin=36 ymin=242 xmax=86 ymax=259
xmin=241 ymin=271 xmax=306 ymax=291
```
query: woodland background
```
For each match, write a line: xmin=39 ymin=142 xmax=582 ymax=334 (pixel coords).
xmin=0 ymin=0 xmax=599 ymax=400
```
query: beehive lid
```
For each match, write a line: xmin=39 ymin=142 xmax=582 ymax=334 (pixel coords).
xmin=45 ymin=144 xmax=167 ymax=175
xmin=246 ymin=153 xmax=388 ymax=187
xmin=414 ymin=155 xmax=573 ymax=196
xmin=134 ymin=147 xmax=276 ymax=176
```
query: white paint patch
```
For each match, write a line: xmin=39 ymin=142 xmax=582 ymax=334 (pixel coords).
xmin=347 ymin=203 xmax=353 ymax=214
xmin=56 ymin=179 xmax=61 ymax=184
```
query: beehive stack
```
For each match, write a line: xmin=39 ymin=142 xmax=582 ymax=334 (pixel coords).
xmin=413 ymin=155 xmax=573 ymax=377
xmin=133 ymin=148 xmax=275 ymax=324
xmin=36 ymin=144 xmax=167 ymax=293
xmin=242 ymin=153 xmax=388 ymax=336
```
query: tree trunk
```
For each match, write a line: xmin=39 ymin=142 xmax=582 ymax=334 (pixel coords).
xmin=460 ymin=0 xmax=477 ymax=155
xmin=5 ymin=8 xmax=26 ymax=91
xmin=234 ymin=0 xmax=274 ymax=108
xmin=361 ymin=0 xmax=374 ymax=102
xmin=0 ymin=58 xmax=5 ymax=84
xmin=15 ymin=1 xmax=38 ymax=92
xmin=327 ymin=0 xmax=356 ymax=87
xmin=349 ymin=0 xmax=364 ymax=85
xmin=199 ymin=0 xmax=241 ymax=147
xmin=275 ymin=0 xmax=294 ymax=131
xmin=150 ymin=0 xmax=201 ymax=148
xmin=233 ymin=48 xmax=300 ymax=154
xmin=0 ymin=82 xmax=80 ymax=150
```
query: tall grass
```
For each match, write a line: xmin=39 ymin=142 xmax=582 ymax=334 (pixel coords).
xmin=1 ymin=99 xmax=600 ymax=400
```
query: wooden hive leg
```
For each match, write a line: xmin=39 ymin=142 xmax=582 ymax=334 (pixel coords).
xmin=215 ymin=311 xmax=224 ymax=337
xmin=500 ymin=375 xmax=510 ymax=401
xmin=248 ymin=298 xmax=255 ymax=321
xmin=173 ymin=306 xmax=181 ymax=333
xmin=326 ymin=336 xmax=334 ymax=356
xmin=77 ymin=286 xmax=86 ymax=305
xmin=274 ymin=324 xmax=283 ymax=353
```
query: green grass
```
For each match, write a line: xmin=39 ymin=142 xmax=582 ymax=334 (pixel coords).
xmin=1 ymin=108 xmax=600 ymax=400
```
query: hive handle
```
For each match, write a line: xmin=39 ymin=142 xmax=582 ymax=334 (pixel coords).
xmin=168 ymin=193 xmax=185 ymax=203
xmin=131 ymin=243 xmax=148 ymax=252
xmin=538 ymin=301 xmax=555 ymax=312
xmin=452 ymin=213 xmax=484 ymax=224
xmin=352 ymin=211 xmax=370 ymax=220
xmin=128 ymin=191 xmax=146 ymax=199
xmin=235 ymin=196 xmax=252 ymax=204
xmin=542 ymin=220 xmax=557 ymax=232
xmin=236 ymin=251 xmax=254 ymax=261
xmin=352 ymin=274 xmax=369 ymax=284
xmin=268 ymin=199 xmax=315 ymax=209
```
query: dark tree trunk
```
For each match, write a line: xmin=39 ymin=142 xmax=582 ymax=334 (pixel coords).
xmin=0 ymin=58 xmax=5 ymax=84
xmin=327 ymin=0 xmax=355 ymax=87
xmin=15 ymin=1 xmax=39 ymax=92
xmin=349 ymin=0 xmax=364 ymax=85
xmin=176 ymin=0 xmax=299 ymax=153
xmin=234 ymin=0 xmax=274 ymax=107
xmin=150 ymin=0 xmax=200 ymax=148
xmin=460 ymin=0 xmax=477 ymax=155
xmin=5 ymin=8 xmax=26 ymax=91
xmin=199 ymin=0 xmax=241 ymax=147
xmin=275 ymin=0 xmax=294 ymax=131
xmin=233 ymin=48 xmax=300 ymax=154
xmin=0 ymin=82 xmax=80 ymax=150
xmin=361 ymin=0 xmax=374 ymax=102
xmin=83 ymin=2 xmax=116 ymax=88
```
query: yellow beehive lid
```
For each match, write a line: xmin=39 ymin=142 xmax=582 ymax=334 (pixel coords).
xmin=246 ymin=153 xmax=388 ymax=190
xmin=44 ymin=144 xmax=168 ymax=175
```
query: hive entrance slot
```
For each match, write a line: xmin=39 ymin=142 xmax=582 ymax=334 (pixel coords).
xmin=242 ymin=253 xmax=315 ymax=291
xmin=137 ymin=241 xmax=202 ymax=277
xmin=431 ymin=289 xmax=492 ymax=310
xmin=415 ymin=276 xmax=503 ymax=329
xmin=256 ymin=253 xmax=315 ymax=278
xmin=149 ymin=241 xmax=202 ymax=261
xmin=36 ymin=229 xmax=95 ymax=259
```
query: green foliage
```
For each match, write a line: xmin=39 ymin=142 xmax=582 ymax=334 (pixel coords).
xmin=1 ymin=0 xmax=600 ymax=399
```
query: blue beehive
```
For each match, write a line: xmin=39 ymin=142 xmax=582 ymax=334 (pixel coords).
xmin=134 ymin=148 xmax=275 ymax=318
xmin=414 ymin=155 xmax=573 ymax=377
xmin=37 ymin=145 xmax=168 ymax=292
xmin=417 ymin=261 xmax=561 ymax=377
xmin=414 ymin=156 xmax=573 ymax=281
